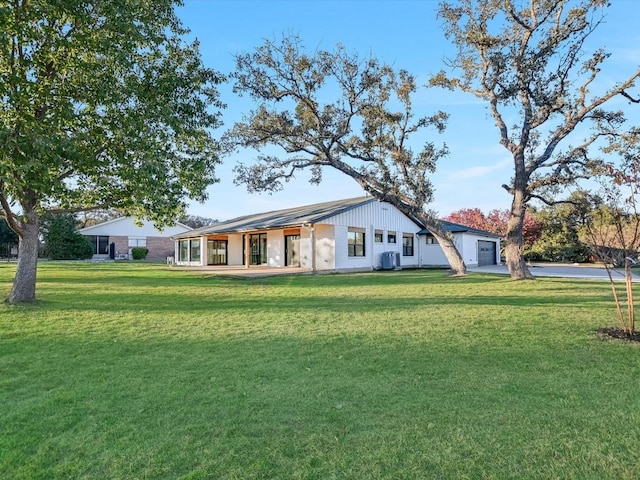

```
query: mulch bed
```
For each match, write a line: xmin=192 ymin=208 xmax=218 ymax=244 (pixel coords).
xmin=596 ymin=327 xmax=640 ymax=343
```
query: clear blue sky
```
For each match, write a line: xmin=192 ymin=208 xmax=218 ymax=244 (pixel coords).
xmin=176 ymin=0 xmax=640 ymax=221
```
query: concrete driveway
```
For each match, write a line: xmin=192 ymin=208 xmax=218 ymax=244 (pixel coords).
xmin=468 ymin=263 xmax=640 ymax=282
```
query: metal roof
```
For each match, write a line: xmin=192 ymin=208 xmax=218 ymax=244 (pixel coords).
xmin=173 ymin=195 xmax=499 ymax=239
xmin=173 ymin=196 xmax=377 ymax=238
xmin=418 ymin=221 xmax=501 ymax=238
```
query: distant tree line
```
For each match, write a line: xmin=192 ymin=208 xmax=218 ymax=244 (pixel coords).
xmin=443 ymin=190 xmax=640 ymax=265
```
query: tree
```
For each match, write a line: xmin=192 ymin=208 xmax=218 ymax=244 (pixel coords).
xmin=444 ymin=207 xmax=542 ymax=259
xmin=580 ymin=127 xmax=640 ymax=337
xmin=41 ymin=213 xmax=93 ymax=260
xmin=77 ymin=209 xmax=123 ymax=229
xmin=527 ymin=191 xmax=597 ymax=262
xmin=226 ymin=36 xmax=467 ymax=274
xmin=583 ymin=184 xmax=640 ymax=337
xmin=443 ymin=208 xmax=489 ymax=231
xmin=0 ymin=218 xmax=18 ymax=245
xmin=1 ymin=0 xmax=224 ymax=303
xmin=433 ymin=0 xmax=640 ymax=279
xmin=178 ymin=214 xmax=219 ymax=229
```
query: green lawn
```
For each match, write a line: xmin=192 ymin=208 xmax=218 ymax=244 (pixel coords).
xmin=1 ymin=263 xmax=639 ymax=479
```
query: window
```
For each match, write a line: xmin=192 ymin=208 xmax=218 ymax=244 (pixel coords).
xmin=178 ymin=238 xmax=201 ymax=262
xmin=348 ymin=230 xmax=365 ymax=257
xmin=374 ymin=230 xmax=383 ymax=243
xmin=88 ymin=235 xmax=109 ymax=254
xmin=402 ymin=234 xmax=414 ymax=256
xmin=425 ymin=235 xmax=438 ymax=245
xmin=179 ymin=240 xmax=189 ymax=262
xmin=190 ymin=239 xmax=201 ymax=262
xmin=387 ymin=232 xmax=397 ymax=244
xmin=128 ymin=236 xmax=147 ymax=247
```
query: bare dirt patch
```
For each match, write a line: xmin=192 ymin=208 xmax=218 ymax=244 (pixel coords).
xmin=597 ymin=327 xmax=640 ymax=343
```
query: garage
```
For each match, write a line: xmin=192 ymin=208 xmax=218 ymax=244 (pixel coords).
xmin=478 ymin=240 xmax=497 ymax=266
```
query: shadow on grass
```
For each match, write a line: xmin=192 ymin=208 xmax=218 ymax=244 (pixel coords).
xmin=1 ymin=265 xmax=613 ymax=317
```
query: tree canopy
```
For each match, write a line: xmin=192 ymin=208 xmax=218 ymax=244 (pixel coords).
xmin=226 ymin=36 xmax=466 ymax=274
xmin=1 ymin=0 xmax=224 ymax=303
xmin=433 ymin=0 xmax=640 ymax=279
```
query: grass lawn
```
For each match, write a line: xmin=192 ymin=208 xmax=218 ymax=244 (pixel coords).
xmin=1 ymin=262 xmax=639 ymax=479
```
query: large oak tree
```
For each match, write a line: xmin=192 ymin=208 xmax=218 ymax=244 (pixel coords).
xmin=226 ymin=36 xmax=467 ymax=275
xmin=1 ymin=0 xmax=223 ymax=303
xmin=433 ymin=0 xmax=640 ymax=279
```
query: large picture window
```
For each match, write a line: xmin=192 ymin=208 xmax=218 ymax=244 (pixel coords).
xmin=179 ymin=240 xmax=189 ymax=262
xmin=402 ymin=234 xmax=414 ymax=256
xmin=190 ymin=239 xmax=201 ymax=262
xmin=348 ymin=230 xmax=365 ymax=257
xmin=178 ymin=238 xmax=201 ymax=262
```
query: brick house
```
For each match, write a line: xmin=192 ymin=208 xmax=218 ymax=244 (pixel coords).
xmin=78 ymin=217 xmax=192 ymax=261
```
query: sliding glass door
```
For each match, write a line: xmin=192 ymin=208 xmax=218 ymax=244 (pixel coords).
xmin=285 ymin=235 xmax=300 ymax=267
xmin=207 ymin=240 xmax=227 ymax=265
xmin=250 ymin=233 xmax=267 ymax=265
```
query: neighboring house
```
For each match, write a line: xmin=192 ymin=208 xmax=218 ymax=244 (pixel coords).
xmin=172 ymin=196 xmax=500 ymax=271
xmin=78 ymin=217 xmax=192 ymax=261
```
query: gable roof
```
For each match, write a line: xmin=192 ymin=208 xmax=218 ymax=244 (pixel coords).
xmin=78 ymin=216 xmax=192 ymax=236
xmin=173 ymin=196 xmax=377 ymax=238
xmin=419 ymin=221 xmax=501 ymax=238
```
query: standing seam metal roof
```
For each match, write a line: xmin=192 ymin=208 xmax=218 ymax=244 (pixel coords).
xmin=173 ymin=196 xmax=499 ymax=239
xmin=173 ymin=196 xmax=377 ymax=238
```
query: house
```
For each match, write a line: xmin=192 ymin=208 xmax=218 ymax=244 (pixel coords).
xmin=78 ymin=217 xmax=192 ymax=261
xmin=171 ymin=196 xmax=500 ymax=271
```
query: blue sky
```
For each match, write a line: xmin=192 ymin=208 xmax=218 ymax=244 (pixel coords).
xmin=176 ymin=0 xmax=640 ymax=221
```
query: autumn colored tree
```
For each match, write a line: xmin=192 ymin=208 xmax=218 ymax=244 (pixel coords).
xmin=444 ymin=207 xmax=542 ymax=246
xmin=443 ymin=208 xmax=489 ymax=232
xmin=1 ymin=0 xmax=223 ymax=303
xmin=433 ymin=0 xmax=640 ymax=279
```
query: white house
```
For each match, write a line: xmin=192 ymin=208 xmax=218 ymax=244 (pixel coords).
xmin=78 ymin=217 xmax=192 ymax=261
xmin=171 ymin=197 xmax=500 ymax=271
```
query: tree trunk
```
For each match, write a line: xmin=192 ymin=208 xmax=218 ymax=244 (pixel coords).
xmin=417 ymin=214 xmax=467 ymax=275
xmin=505 ymin=188 xmax=534 ymax=280
xmin=8 ymin=209 xmax=40 ymax=304
xmin=433 ymin=230 xmax=467 ymax=275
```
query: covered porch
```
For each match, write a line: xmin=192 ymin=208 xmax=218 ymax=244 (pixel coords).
xmin=174 ymin=225 xmax=315 ymax=270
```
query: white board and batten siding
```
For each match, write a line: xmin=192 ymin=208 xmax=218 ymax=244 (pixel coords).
xmin=318 ymin=200 xmax=421 ymax=271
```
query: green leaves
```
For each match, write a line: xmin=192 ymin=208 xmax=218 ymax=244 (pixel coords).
xmin=0 ymin=0 xmax=224 ymax=227
xmin=227 ymin=35 xmax=449 ymax=212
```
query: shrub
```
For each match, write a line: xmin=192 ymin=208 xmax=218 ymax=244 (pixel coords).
xmin=43 ymin=214 xmax=94 ymax=260
xmin=131 ymin=247 xmax=148 ymax=260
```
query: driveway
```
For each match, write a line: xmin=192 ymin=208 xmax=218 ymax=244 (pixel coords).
xmin=468 ymin=263 xmax=640 ymax=282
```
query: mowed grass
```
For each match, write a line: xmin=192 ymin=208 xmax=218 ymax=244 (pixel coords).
xmin=1 ymin=263 xmax=639 ymax=479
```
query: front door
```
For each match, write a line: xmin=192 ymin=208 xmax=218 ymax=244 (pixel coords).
xmin=250 ymin=233 xmax=267 ymax=265
xmin=207 ymin=240 xmax=227 ymax=265
xmin=285 ymin=235 xmax=300 ymax=267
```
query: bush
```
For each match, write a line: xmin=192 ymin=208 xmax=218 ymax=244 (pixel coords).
xmin=43 ymin=214 xmax=94 ymax=260
xmin=131 ymin=247 xmax=148 ymax=260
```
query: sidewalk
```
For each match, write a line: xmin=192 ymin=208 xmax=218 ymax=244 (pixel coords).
xmin=468 ymin=263 xmax=639 ymax=281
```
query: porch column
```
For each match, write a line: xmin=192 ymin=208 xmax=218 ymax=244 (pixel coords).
xmin=201 ymin=237 xmax=207 ymax=266
xmin=244 ymin=233 xmax=250 ymax=268
xmin=310 ymin=226 xmax=316 ymax=271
